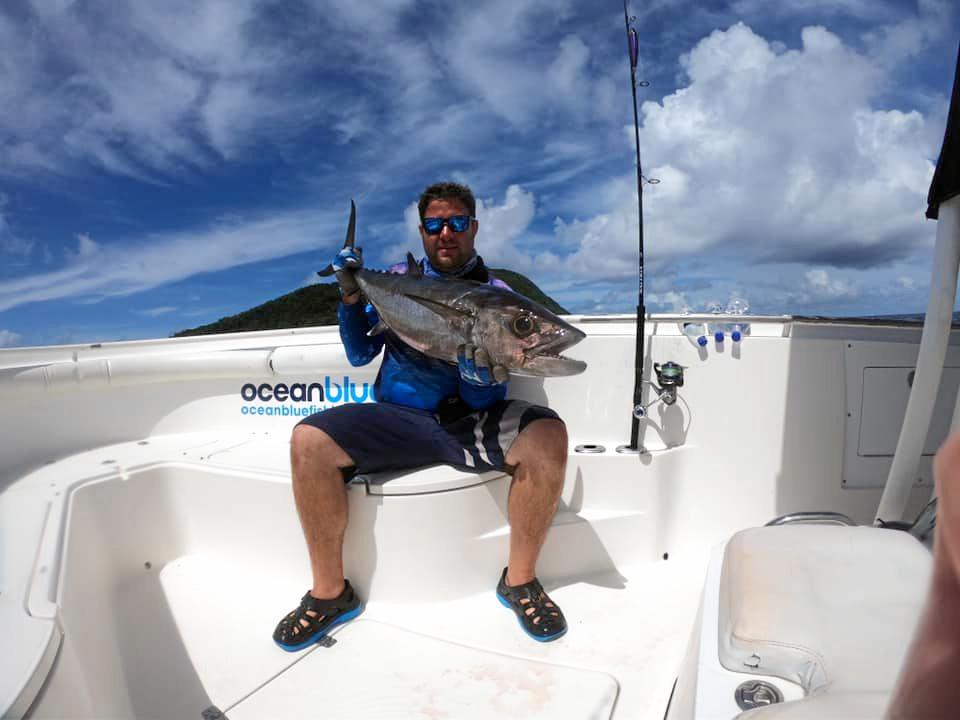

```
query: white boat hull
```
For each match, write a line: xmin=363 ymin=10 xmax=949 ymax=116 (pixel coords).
xmin=1 ymin=315 xmax=951 ymax=718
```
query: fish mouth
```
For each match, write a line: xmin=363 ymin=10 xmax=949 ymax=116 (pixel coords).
xmin=520 ymin=327 xmax=587 ymax=377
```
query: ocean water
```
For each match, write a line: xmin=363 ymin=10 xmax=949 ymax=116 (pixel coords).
xmin=832 ymin=312 xmax=960 ymax=325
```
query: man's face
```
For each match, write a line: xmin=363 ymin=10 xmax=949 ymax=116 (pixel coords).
xmin=419 ymin=198 xmax=478 ymax=272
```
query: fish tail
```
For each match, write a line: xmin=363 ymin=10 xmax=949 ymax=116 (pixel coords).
xmin=317 ymin=198 xmax=358 ymax=277
xmin=343 ymin=199 xmax=356 ymax=249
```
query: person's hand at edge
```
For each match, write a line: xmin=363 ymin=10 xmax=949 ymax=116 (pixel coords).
xmin=458 ymin=343 xmax=509 ymax=386
xmin=332 ymin=247 xmax=363 ymax=303
xmin=886 ymin=430 xmax=960 ymax=719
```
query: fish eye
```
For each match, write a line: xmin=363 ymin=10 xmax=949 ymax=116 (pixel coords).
xmin=512 ymin=314 xmax=535 ymax=337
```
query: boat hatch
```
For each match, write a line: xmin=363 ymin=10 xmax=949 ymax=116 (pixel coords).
xmin=228 ymin=620 xmax=619 ymax=719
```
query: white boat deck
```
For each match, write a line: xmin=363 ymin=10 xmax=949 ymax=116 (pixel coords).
xmin=7 ymin=431 xmax=706 ymax=719
xmin=101 ymin=552 xmax=699 ymax=719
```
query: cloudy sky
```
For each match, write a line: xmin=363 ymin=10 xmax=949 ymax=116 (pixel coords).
xmin=0 ymin=0 xmax=955 ymax=348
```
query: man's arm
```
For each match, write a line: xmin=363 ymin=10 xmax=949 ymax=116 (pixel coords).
xmin=338 ymin=299 xmax=384 ymax=366
xmin=325 ymin=244 xmax=383 ymax=366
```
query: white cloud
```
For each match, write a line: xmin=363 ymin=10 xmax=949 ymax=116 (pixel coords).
xmin=0 ymin=329 xmax=22 ymax=348
xmin=473 ymin=185 xmax=537 ymax=268
xmin=803 ymin=268 xmax=858 ymax=299
xmin=0 ymin=0 xmax=616 ymax=195
xmin=862 ymin=0 xmax=953 ymax=68
xmin=73 ymin=233 xmax=99 ymax=259
xmin=0 ymin=5 xmax=211 ymax=179
xmin=135 ymin=306 xmax=177 ymax=318
xmin=0 ymin=0 xmax=332 ymax=180
xmin=647 ymin=290 xmax=692 ymax=313
xmin=546 ymin=23 xmax=937 ymax=288
xmin=1 ymin=0 xmax=598 ymax=192
xmin=731 ymin=0 xmax=886 ymax=21
xmin=201 ymin=82 xmax=256 ymax=159
xmin=128 ymin=0 xmax=263 ymax=72
xmin=417 ymin=1 xmax=616 ymax=132
xmin=548 ymin=35 xmax=590 ymax=96
xmin=545 ymin=35 xmax=612 ymax=122
xmin=0 ymin=195 xmax=33 ymax=256
xmin=0 ymin=208 xmax=343 ymax=313
xmin=0 ymin=4 xmax=949 ymax=330
xmin=554 ymin=176 xmax=646 ymax=280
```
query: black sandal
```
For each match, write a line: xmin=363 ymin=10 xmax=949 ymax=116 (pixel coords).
xmin=496 ymin=568 xmax=567 ymax=642
xmin=273 ymin=580 xmax=364 ymax=652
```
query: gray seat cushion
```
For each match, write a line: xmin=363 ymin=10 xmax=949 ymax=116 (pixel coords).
xmin=718 ymin=525 xmax=931 ymax=695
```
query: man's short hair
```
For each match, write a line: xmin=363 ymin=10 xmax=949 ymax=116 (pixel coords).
xmin=418 ymin=182 xmax=476 ymax=221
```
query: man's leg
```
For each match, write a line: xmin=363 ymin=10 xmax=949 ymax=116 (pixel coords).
xmin=277 ymin=402 xmax=449 ymax=650
xmin=494 ymin=417 xmax=569 ymax=641
xmin=289 ymin=423 xmax=356 ymax=599
xmin=273 ymin=423 xmax=361 ymax=650
xmin=504 ymin=418 xmax=567 ymax=585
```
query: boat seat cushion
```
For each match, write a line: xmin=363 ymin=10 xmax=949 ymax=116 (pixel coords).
xmin=355 ymin=464 xmax=507 ymax=495
xmin=718 ymin=525 xmax=931 ymax=695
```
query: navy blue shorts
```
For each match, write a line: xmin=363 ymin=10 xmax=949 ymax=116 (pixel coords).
xmin=297 ymin=400 xmax=561 ymax=476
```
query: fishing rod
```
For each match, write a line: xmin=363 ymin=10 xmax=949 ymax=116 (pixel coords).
xmin=620 ymin=1 xmax=648 ymax=453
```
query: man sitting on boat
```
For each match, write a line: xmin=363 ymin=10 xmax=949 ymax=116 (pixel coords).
xmin=273 ymin=181 xmax=569 ymax=650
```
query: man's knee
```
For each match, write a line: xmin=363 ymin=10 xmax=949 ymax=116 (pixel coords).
xmin=508 ymin=418 xmax=568 ymax=468
xmin=529 ymin=418 xmax=568 ymax=458
xmin=290 ymin=424 xmax=353 ymax=471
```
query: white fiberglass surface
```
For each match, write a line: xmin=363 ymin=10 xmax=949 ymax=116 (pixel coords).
xmin=26 ymin=463 xmax=706 ymax=720
xmin=228 ymin=620 xmax=620 ymax=719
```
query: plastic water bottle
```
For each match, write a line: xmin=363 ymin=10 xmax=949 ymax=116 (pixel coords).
xmin=679 ymin=305 xmax=707 ymax=347
xmin=682 ymin=322 xmax=708 ymax=347
xmin=707 ymin=302 xmax=725 ymax=343
xmin=725 ymin=297 xmax=750 ymax=342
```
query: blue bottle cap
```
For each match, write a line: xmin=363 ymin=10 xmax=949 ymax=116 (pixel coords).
xmin=697 ymin=335 xmax=707 ymax=347
xmin=714 ymin=331 xmax=724 ymax=342
xmin=732 ymin=330 xmax=742 ymax=342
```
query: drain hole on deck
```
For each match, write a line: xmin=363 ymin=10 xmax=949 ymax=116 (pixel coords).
xmin=663 ymin=552 xmax=669 ymax=560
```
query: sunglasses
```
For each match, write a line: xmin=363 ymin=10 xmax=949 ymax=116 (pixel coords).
xmin=422 ymin=215 xmax=473 ymax=235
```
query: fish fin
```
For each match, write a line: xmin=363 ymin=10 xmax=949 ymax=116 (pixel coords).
xmin=407 ymin=294 xmax=473 ymax=326
xmin=406 ymin=252 xmax=422 ymax=277
xmin=344 ymin=199 xmax=356 ymax=249
xmin=367 ymin=321 xmax=388 ymax=337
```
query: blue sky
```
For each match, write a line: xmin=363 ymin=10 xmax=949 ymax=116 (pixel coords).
xmin=0 ymin=0 xmax=955 ymax=348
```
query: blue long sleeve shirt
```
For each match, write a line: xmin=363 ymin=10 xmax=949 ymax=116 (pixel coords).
xmin=337 ymin=258 xmax=509 ymax=413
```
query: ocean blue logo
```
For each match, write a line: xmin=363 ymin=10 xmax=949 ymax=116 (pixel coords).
xmin=321 ymin=376 xmax=371 ymax=403
xmin=239 ymin=376 xmax=372 ymax=417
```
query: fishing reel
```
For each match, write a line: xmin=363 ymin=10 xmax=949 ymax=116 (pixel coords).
xmin=654 ymin=361 xmax=684 ymax=404
xmin=633 ymin=361 xmax=685 ymax=418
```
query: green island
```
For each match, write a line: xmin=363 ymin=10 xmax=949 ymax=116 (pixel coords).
xmin=175 ymin=268 xmax=568 ymax=337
